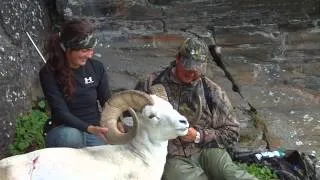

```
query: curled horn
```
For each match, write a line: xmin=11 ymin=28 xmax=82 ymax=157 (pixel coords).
xmin=149 ymin=84 xmax=168 ymax=101
xmin=100 ymin=90 xmax=154 ymax=144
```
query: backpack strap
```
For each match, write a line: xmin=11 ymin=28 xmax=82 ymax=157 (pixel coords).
xmin=201 ymin=77 xmax=213 ymax=113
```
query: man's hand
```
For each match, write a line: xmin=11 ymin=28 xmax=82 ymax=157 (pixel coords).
xmin=179 ymin=127 xmax=197 ymax=142
xmin=87 ymin=125 xmax=108 ymax=143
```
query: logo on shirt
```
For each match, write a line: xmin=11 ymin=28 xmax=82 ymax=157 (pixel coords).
xmin=84 ymin=77 xmax=94 ymax=84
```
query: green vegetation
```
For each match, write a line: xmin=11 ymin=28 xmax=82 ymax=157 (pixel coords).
xmin=8 ymin=99 xmax=49 ymax=155
xmin=237 ymin=162 xmax=279 ymax=180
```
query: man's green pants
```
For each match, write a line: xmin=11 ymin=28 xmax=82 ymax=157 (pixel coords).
xmin=162 ymin=148 xmax=257 ymax=180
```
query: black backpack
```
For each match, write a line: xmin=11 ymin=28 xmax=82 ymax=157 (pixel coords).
xmin=232 ymin=149 xmax=318 ymax=180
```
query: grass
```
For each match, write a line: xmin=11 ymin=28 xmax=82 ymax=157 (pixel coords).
xmin=237 ymin=162 xmax=279 ymax=180
xmin=8 ymin=98 xmax=49 ymax=155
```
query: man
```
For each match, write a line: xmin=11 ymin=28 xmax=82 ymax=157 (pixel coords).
xmin=136 ymin=38 xmax=257 ymax=180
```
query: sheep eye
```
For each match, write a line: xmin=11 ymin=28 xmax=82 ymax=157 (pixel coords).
xmin=148 ymin=114 xmax=156 ymax=119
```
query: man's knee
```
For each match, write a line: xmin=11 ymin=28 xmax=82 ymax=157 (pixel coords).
xmin=45 ymin=126 xmax=85 ymax=148
xmin=200 ymin=148 xmax=257 ymax=180
xmin=162 ymin=157 xmax=207 ymax=180
xmin=200 ymin=148 xmax=232 ymax=165
xmin=199 ymin=148 xmax=234 ymax=179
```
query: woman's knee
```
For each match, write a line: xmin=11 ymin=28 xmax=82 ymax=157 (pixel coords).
xmin=45 ymin=126 xmax=85 ymax=148
xmin=85 ymin=133 xmax=106 ymax=147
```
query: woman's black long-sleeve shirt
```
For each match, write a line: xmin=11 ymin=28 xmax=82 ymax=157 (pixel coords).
xmin=39 ymin=59 xmax=111 ymax=132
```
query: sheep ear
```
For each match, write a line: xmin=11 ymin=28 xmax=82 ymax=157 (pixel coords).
xmin=150 ymin=84 xmax=168 ymax=101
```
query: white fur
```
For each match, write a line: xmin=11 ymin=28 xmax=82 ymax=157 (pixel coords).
xmin=0 ymin=95 xmax=189 ymax=180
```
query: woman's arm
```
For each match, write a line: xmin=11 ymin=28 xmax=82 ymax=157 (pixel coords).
xmin=39 ymin=66 xmax=90 ymax=132
xmin=93 ymin=60 xmax=112 ymax=107
xmin=97 ymin=70 xmax=111 ymax=107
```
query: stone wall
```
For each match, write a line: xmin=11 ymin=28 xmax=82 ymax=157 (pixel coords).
xmin=0 ymin=0 xmax=50 ymax=157
xmin=55 ymin=0 xmax=320 ymax=159
xmin=57 ymin=0 xmax=320 ymax=152
xmin=0 ymin=0 xmax=319 ymax=164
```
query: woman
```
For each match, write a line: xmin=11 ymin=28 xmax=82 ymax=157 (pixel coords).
xmin=39 ymin=19 xmax=111 ymax=148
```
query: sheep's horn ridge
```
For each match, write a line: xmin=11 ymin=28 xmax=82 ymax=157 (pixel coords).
xmin=149 ymin=84 xmax=168 ymax=101
xmin=100 ymin=90 xmax=154 ymax=144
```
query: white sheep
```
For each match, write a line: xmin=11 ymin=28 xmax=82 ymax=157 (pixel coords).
xmin=0 ymin=89 xmax=189 ymax=180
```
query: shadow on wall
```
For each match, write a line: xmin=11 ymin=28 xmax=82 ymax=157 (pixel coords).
xmin=148 ymin=0 xmax=174 ymax=5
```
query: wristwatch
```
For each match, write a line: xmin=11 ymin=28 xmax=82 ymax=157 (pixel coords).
xmin=194 ymin=131 xmax=201 ymax=143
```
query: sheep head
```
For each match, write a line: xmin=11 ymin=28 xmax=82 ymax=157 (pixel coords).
xmin=100 ymin=90 xmax=154 ymax=144
xmin=140 ymin=94 xmax=189 ymax=142
xmin=100 ymin=89 xmax=189 ymax=144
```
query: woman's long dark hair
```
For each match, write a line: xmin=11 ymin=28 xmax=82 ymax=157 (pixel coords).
xmin=45 ymin=19 xmax=95 ymax=100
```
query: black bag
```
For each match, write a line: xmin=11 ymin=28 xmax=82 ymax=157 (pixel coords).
xmin=232 ymin=150 xmax=318 ymax=180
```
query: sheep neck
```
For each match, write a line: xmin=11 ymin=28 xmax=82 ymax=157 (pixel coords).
xmin=127 ymin=129 xmax=168 ymax=167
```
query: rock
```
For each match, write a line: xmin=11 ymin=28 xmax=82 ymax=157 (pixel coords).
xmin=0 ymin=0 xmax=50 ymax=158
xmin=53 ymin=0 xmax=320 ymax=164
xmin=1 ymin=0 xmax=318 ymax=168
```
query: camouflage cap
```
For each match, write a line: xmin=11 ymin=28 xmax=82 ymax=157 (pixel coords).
xmin=178 ymin=38 xmax=210 ymax=74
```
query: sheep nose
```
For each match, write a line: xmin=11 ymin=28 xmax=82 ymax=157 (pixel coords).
xmin=179 ymin=119 xmax=188 ymax=125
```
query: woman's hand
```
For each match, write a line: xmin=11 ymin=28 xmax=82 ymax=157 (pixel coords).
xmin=87 ymin=125 xmax=108 ymax=143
